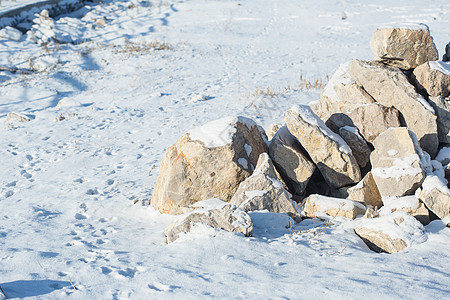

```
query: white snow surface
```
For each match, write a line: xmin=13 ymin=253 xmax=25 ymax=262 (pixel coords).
xmin=1 ymin=0 xmax=450 ymax=299
xmin=429 ymin=61 xmax=450 ymax=76
xmin=379 ymin=195 xmax=420 ymax=216
xmin=305 ymin=194 xmax=366 ymax=214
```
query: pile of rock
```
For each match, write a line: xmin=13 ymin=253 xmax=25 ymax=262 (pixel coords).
xmin=151 ymin=24 xmax=450 ymax=253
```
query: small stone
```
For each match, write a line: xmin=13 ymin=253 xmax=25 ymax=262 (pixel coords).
xmin=266 ymin=123 xmax=282 ymax=141
xmin=6 ymin=112 xmax=31 ymax=123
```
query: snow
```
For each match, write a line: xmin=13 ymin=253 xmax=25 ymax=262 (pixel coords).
xmin=1 ymin=0 xmax=450 ymax=299
xmin=379 ymin=195 xmax=420 ymax=216
xmin=372 ymin=154 xmax=423 ymax=180
xmin=356 ymin=211 xmax=427 ymax=247
xmin=435 ymin=146 xmax=450 ymax=165
xmin=421 ymin=175 xmax=450 ymax=195
xmin=429 ymin=61 xmax=450 ymax=76
xmin=188 ymin=117 xmax=237 ymax=148
xmin=388 ymin=149 xmax=399 ymax=156
xmin=290 ymin=104 xmax=352 ymax=154
xmin=305 ymin=194 xmax=366 ymax=213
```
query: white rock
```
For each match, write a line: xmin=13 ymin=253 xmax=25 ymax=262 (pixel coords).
xmin=0 ymin=26 xmax=23 ymax=41
xmin=302 ymin=194 xmax=366 ymax=219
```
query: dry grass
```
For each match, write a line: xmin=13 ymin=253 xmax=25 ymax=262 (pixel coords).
xmin=252 ymin=74 xmax=328 ymax=98
xmin=113 ymin=41 xmax=172 ymax=55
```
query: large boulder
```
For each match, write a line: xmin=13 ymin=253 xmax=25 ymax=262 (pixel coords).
xmin=268 ymin=126 xmax=316 ymax=195
xmin=419 ymin=175 xmax=450 ymax=220
xmin=326 ymin=103 xmax=401 ymax=144
xmin=164 ymin=199 xmax=253 ymax=244
xmin=428 ymin=96 xmax=450 ymax=144
xmin=151 ymin=116 xmax=267 ymax=214
xmin=312 ymin=62 xmax=375 ymax=120
xmin=354 ymin=211 xmax=427 ymax=253
xmin=370 ymin=128 xmax=427 ymax=197
xmin=302 ymin=194 xmax=366 ymax=219
xmin=230 ymin=153 xmax=297 ymax=215
xmin=413 ymin=61 xmax=450 ymax=98
xmin=344 ymin=172 xmax=383 ymax=209
xmin=285 ymin=105 xmax=361 ymax=188
xmin=379 ymin=196 xmax=430 ymax=224
xmin=338 ymin=126 xmax=371 ymax=168
xmin=348 ymin=59 xmax=438 ymax=156
xmin=370 ymin=25 xmax=438 ymax=70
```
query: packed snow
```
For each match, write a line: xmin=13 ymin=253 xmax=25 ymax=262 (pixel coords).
xmin=1 ymin=0 xmax=450 ymax=299
xmin=429 ymin=60 xmax=450 ymax=75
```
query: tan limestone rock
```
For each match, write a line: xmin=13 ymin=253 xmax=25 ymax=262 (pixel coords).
xmin=345 ymin=172 xmax=383 ymax=209
xmin=428 ymin=96 xmax=450 ymax=144
xmin=413 ymin=61 xmax=450 ymax=98
xmin=379 ymin=196 xmax=430 ymax=224
xmin=285 ymin=105 xmax=361 ymax=189
xmin=230 ymin=153 xmax=297 ymax=215
xmin=370 ymin=26 xmax=438 ymax=70
xmin=419 ymin=176 xmax=450 ymax=220
xmin=302 ymin=194 xmax=366 ymax=219
xmin=268 ymin=126 xmax=316 ymax=195
xmin=355 ymin=212 xmax=426 ymax=253
xmin=151 ymin=116 xmax=267 ymax=214
xmin=164 ymin=199 xmax=253 ymax=244
xmin=370 ymin=128 xmax=426 ymax=197
xmin=266 ymin=123 xmax=282 ymax=141
xmin=348 ymin=59 xmax=438 ymax=156
xmin=338 ymin=126 xmax=371 ymax=168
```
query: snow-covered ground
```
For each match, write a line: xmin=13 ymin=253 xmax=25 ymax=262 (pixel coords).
xmin=0 ymin=0 xmax=449 ymax=298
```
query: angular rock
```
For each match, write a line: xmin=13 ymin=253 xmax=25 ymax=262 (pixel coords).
xmin=379 ymin=196 xmax=430 ymax=224
xmin=268 ymin=126 xmax=316 ymax=195
xmin=338 ymin=126 xmax=371 ymax=168
xmin=355 ymin=211 xmax=426 ymax=253
xmin=363 ymin=207 xmax=380 ymax=218
xmin=435 ymin=147 xmax=450 ymax=167
xmin=419 ymin=176 xmax=450 ymax=220
xmin=370 ymin=128 xmax=426 ymax=197
xmin=348 ymin=59 xmax=438 ymax=156
xmin=313 ymin=62 xmax=375 ymax=119
xmin=428 ymin=96 xmax=450 ymax=144
xmin=370 ymin=25 xmax=438 ymax=70
xmin=326 ymin=103 xmax=401 ymax=144
xmin=345 ymin=172 xmax=383 ymax=209
xmin=443 ymin=42 xmax=450 ymax=62
xmin=151 ymin=116 xmax=267 ymax=214
xmin=285 ymin=105 xmax=361 ymax=188
xmin=266 ymin=123 xmax=281 ymax=141
xmin=302 ymin=194 xmax=366 ymax=219
xmin=164 ymin=199 xmax=253 ymax=244
xmin=6 ymin=112 xmax=31 ymax=123
xmin=413 ymin=61 xmax=450 ymax=98
xmin=230 ymin=153 xmax=297 ymax=215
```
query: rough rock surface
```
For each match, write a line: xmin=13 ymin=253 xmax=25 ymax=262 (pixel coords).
xmin=355 ymin=212 xmax=426 ymax=253
xmin=151 ymin=116 xmax=267 ymax=214
xmin=444 ymin=42 xmax=450 ymax=61
xmin=266 ymin=123 xmax=281 ymax=141
xmin=285 ymin=105 xmax=361 ymax=188
xmin=164 ymin=199 xmax=253 ymax=244
xmin=419 ymin=176 xmax=450 ymax=220
xmin=344 ymin=172 xmax=383 ymax=209
xmin=338 ymin=126 xmax=371 ymax=168
xmin=370 ymin=26 xmax=438 ymax=70
xmin=413 ymin=61 xmax=450 ymax=98
xmin=326 ymin=103 xmax=401 ymax=144
xmin=379 ymin=196 xmax=430 ymax=224
xmin=230 ymin=153 xmax=297 ymax=215
xmin=370 ymin=128 xmax=426 ymax=197
xmin=268 ymin=126 xmax=316 ymax=195
xmin=428 ymin=96 xmax=450 ymax=144
xmin=348 ymin=59 xmax=438 ymax=156
xmin=312 ymin=62 xmax=375 ymax=120
xmin=302 ymin=194 xmax=366 ymax=219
